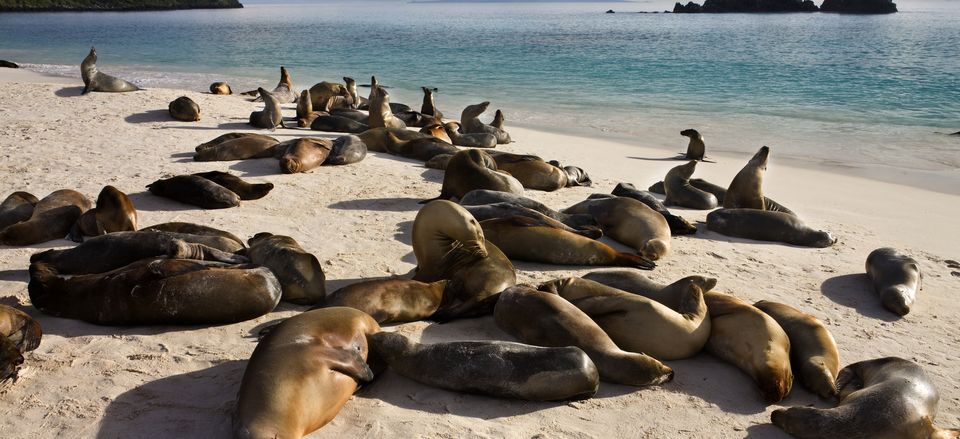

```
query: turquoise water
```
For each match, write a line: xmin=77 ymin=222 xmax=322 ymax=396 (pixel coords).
xmin=1 ymin=0 xmax=958 ymax=172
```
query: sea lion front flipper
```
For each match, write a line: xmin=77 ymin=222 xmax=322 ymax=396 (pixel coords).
xmin=567 ymin=296 xmax=629 ymax=319
xmin=323 ymin=346 xmax=375 ymax=383
xmin=0 ymin=335 xmax=25 ymax=384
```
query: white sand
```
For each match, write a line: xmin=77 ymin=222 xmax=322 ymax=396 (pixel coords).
xmin=0 ymin=68 xmax=957 ymax=438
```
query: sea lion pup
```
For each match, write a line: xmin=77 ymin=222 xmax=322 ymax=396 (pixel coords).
xmin=480 ymin=216 xmax=655 ymax=269
xmin=664 ymin=161 xmax=719 ymax=209
xmin=209 ymin=81 xmax=232 ymax=95
xmin=866 ymin=247 xmax=922 ymax=316
xmin=69 ymin=185 xmax=137 ymax=242
xmin=30 ymin=230 xmax=247 ymax=275
xmin=564 ymin=196 xmax=671 ymax=261
xmin=680 ymin=129 xmax=706 ymax=160
xmin=168 ymin=96 xmax=200 ymax=121
xmin=323 ymin=278 xmax=446 ymax=324
xmin=357 ymin=127 xmax=429 ymax=152
xmin=79 ymin=46 xmax=140 ymax=94
xmin=367 ymin=86 xmax=407 ymax=129
xmin=296 ymin=90 xmax=323 ymax=127
xmin=0 ymin=191 xmax=39 ymax=231
xmin=460 ymin=101 xmax=512 ymax=144
xmin=420 ymin=86 xmax=443 ymax=119
xmin=324 ymin=135 xmax=367 ymax=165
xmin=147 ymin=175 xmax=240 ymax=209
xmin=648 ymin=178 xmax=796 ymax=215
xmin=491 ymin=109 xmax=505 ymax=130
xmin=725 ymin=145 xmax=770 ymax=210
xmin=494 ymin=285 xmax=673 ymax=387
xmin=278 ymin=138 xmax=333 ymax=174
xmin=546 ymin=160 xmax=592 ymax=187
xmin=29 ymin=258 xmax=280 ymax=325
xmin=463 ymin=202 xmax=601 ymax=239
xmin=370 ymin=332 xmax=599 ymax=401
xmin=539 ymin=277 xmax=709 ymax=360
xmin=0 ymin=304 xmax=42 ymax=384
xmin=582 ymin=270 xmax=718 ymax=310
xmin=424 ymin=153 xmax=453 ymax=170
xmin=771 ymin=357 xmax=960 ymax=439
xmin=193 ymin=135 xmax=281 ymax=162
xmin=487 ymin=152 xmax=568 ymax=191
xmin=384 ymin=132 xmax=458 ymax=162
xmin=233 ymin=308 xmax=380 ymax=439
xmin=246 ymin=232 xmax=325 ymax=305
xmin=425 ymin=149 xmax=524 ymax=203
xmin=308 ymin=80 xmax=351 ymax=110
xmin=754 ymin=300 xmax=839 ymax=399
xmin=443 ymin=121 xmax=497 ymax=148
xmin=706 ymin=209 xmax=836 ymax=248
xmin=0 ymin=190 xmax=92 ymax=246
xmin=195 ymin=132 xmax=277 ymax=152
xmin=191 ymin=171 xmax=273 ymax=201
xmin=142 ymin=222 xmax=244 ymax=248
xmin=411 ymin=200 xmax=516 ymax=321
xmin=420 ymin=124 xmax=452 ymax=144
xmin=459 ymin=189 xmax=601 ymax=233
xmin=248 ymin=87 xmax=284 ymax=130
xmin=611 ymin=183 xmax=698 ymax=235
xmin=704 ymin=291 xmax=793 ymax=402
xmin=310 ymin=115 xmax=369 ymax=134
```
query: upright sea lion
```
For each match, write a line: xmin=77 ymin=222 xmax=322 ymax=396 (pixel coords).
xmin=706 ymin=209 xmax=836 ymax=248
xmin=771 ymin=357 xmax=960 ymax=439
xmin=725 ymin=146 xmax=769 ymax=210
xmin=146 ymin=175 xmax=240 ymax=209
xmin=367 ymin=86 xmax=407 ymax=129
xmin=494 ymin=285 xmax=673 ymax=387
xmin=296 ymin=90 xmax=322 ymax=127
xmin=0 ymin=192 xmax=39 ymax=231
xmin=0 ymin=190 xmax=92 ymax=246
xmin=459 ymin=189 xmax=601 ymax=232
xmin=754 ymin=300 xmax=839 ymax=399
xmin=866 ymin=247 xmax=922 ymax=316
xmin=311 ymin=115 xmax=369 ymax=134
xmin=384 ymin=132 xmax=458 ymax=162
xmin=279 ymin=138 xmax=333 ymax=173
xmin=191 ymin=171 xmax=273 ymax=201
xmin=326 ymin=135 xmax=367 ymax=165
xmin=357 ymin=127 xmax=429 ymax=152
xmin=0 ymin=304 xmax=42 ymax=384
xmin=491 ymin=109 xmax=505 ymax=130
xmin=209 ymin=82 xmax=232 ymax=95
xmin=266 ymin=66 xmax=297 ymax=104
xmin=195 ymin=132 xmax=277 ymax=152
xmin=29 ymin=258 xmax=280 ymax=325
xmin=419 ymin=124 xmax=452 ymax=144
xmin=664 ymin=161 xmax=719 ymax=209
xmin=420 ymin=86 xmax=443 ymax=119
xmin=370 ymin=332 xmax=599 ymax=401
xmin=680 ymin=129 xmax=705 ymax=160
xmin=564 ymin=196 xmax=671 ymax=261
xmin=194 ymin=135 xmax=280 ymax=161
xmin=648 ymin=178 xmax=795 ymax=215
xmin=611 ymin=183 xmax=698 ymax=235
xmin=80 ymin=47 xmax=139 ymax=94
xmin=547 ymin=160 xmax=592 ymax=187
xmin=142 ymin=222 xmax=244 ymax=248
xmin=69 ymin=185 xmax=137 ymax=242
xmin=461 ymin=101 xmax=512 ymax=144
xmin=539 ymin=277 xmax=710 ymax=360
xmin=426 ymin=149 xmax=524 ymax=202
xmin=308 ymin=81 xmax=351 ymax=110
xmin=324 ymin=278 xmax=446 ymax=324
xmin=168 ymin=96 xmax=200 ymax=121
xmin=705 ymin=291 xmax=793 ymax=403
xmin=488 ymin=152 xmax=567 ymax=191
xmin=581 ymin=269 xmax=717 ymax=311
xmin=233 ymin=308 xmax=380 ymax=439
xmin=463 ymin=202 xmax=601 ymax=239
xmin=248 ymin=88 xmax=284 ymax=130
xmin=443 ymin=121 xmax=497 ymax=148
xmin=247 ymin=232 xmax=325 ymax=305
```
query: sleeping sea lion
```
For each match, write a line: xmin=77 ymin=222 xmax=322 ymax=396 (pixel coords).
xmin=564 ymin=196 xmax=671 ymax=261
xmin=194 ymin=135 xmax=280 ymax=161
xmin=311 ymin=115 xmax=369 ymax=134
xmin=706 ymin=209 xmax=836 ymax=248
xmin=326 ymin=135 xmax=367 ymax=165
xmin=192 ymin=171 xmax=273 ymax=200
xmin=146 ymin=175 xmax=240 ymax=209
xmin=419 ymin=124 xmax=452 ymax=144
xmin=384 ymin=132 xmax=458 ymax=162
xmin=0 ymin=190 xmax=92 ymax=246
xmin=142 ymin=222 xmax=244 ymax=248
xmin=0 ymin=304 xmax=42 ymax=384
xmin=443 ymin=121 xmax=497 ymax=148
xmin=168 ymin=96 xmax=200 ymax=121
xmin=247 ymin=232 xmax=325 ymax=305
xmin=209 ymin=82 xmax=232 ymax=95
xmin=488 ymin=152 xmax=567 ymax=191
xmin=279 ymin=138 xmax=333 ymax=174
xmin=323 ymin=278 xmax=446 ymax=324
xmin=0 ymin=192 xmax=39 ymax=231
xmin=463 ymin=202 xmax=601 ymax=239
xmin=610 ymin=183 xmax=698 ymax=235
xmin=357 ymin=127 xmax=429 ymax=152
xmin=425 ymin=149 xmax=524 ymax=202
xmin=866 ymin=247 xmax=922 ymax=316
xmin=459 ymin=189 xmax=600 ymax=233
xmin=581 ymin=269 xmax=718 ymax=311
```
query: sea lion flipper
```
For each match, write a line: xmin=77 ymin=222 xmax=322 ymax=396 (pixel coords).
xmin=324 ymin=347 xmax=375 ymax=383
xmin=200 ymin=245 xmax=248 ymax=264
xmin=568 ymin=296 xmax=629 ymax=319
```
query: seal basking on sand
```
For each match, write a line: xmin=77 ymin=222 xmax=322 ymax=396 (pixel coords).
xmin=706 ymin=209 xmax=836 ymax=248
xmin=426 ymin=149 xmax=524 ymax=202
xmin=247 ymin=232 xmax=326 ymax=305
xmin=323 ymin=278 xmax=446 ymax=324
xmin=80 ymin=47 xmax=140 ymax=94
xmin=866 ymin=247 xmax=922 ymax=316
xmin=248 ymin=88 xmax=284 ymax=130
xmin=168 ymin=96 xmax=200 ymax=121
xmin=0 ymin=190 xmax=92 ymax=246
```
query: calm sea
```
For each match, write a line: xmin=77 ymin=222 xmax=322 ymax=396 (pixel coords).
xmin=1 ymin=0 xmax=958 ymax=175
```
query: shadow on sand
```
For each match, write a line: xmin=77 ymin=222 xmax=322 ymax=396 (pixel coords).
xmin=53 ymin=86 xmax=85 ymax=97
xmin=124 ymin=109 xmax=171 ymax=124
xmin=820 ymin=273 xmax=900 ymax=322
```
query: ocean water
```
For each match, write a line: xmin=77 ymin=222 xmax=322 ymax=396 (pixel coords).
xmin=1 ymin=0 xmax=958 ymax=176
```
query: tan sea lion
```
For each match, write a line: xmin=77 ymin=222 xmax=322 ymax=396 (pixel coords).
xmin=192 ymin=171 xmax=274 ymax=200
xmin=69 ymin=185 xmax=137 ymax=242
xmin=664 ymin=161 xmax=719 ymax=209
xmin=0 ymin=190 xmax=92 ymax=246
xmin=209 ymin=82 xmax=232 ymax=95
xmin=754 ymin=300 xmax=839 ymax=399
xmin=0 ymin=191 xmax=39 ymax=231
xmin=384 ymin=132 xmax=458 ymax=162
xmin=310 ymin=115 xmax=369 ymax=134
xmin=488 ymin=151 xmax=567 ymax=191
xmin=308 ymin=80 xmax=351 ymax=110
xmin=324 ymin=278 xmax=446 ymax=324
xmin=279 ymin=138 xmax=333 ymax=173
xmin=866 ymin=247 xmax=922 ymax=316
xmin=424 ymin=153 xmax=453 ymax=170
xmin=539 ymin=277 xmax=710 ymax=360
xmin=147 ymin=175 xmax=240 ymax=209
xmin=233 ymin=307 xmax=380 ymax=438
xmin=680 ymin=128 xmax=705 ymax=160
xmin=370 ymin=332 xmax=599 ymax=401
xmin=564 ymin=196 xmax=671 ymax=261
xmin=195 ymin=132 xmax=277 ymax=152
xmin=772 ymin=357 xmax=960 ymax=439
xmin=426 ymin=149 xmax=524 ymax=202
xmin=367 ymin=85 xmax=406 ymax=129
xmin=463 ymin=202 xmax=602 ymax=239
xmin=80 ymin=47 xmax=139 ymax=94
xmin=326 ymin=135 xmax=367 ymax=165
xmin=610 ymin=183 xmax=698 ymax=235
xmin=494 ymin=285 xmax=673 ymax=386
xmin=0 ymin=304 xmax=42 ymax=384
xmin=705 ymin=291 xmax=793 ymax=402
xmin=420 ymin=86 xmax=443 ymax=119
xmin=246 ymin=232 xmax=325 ymax=305
xmin=443 ymin=121 xmax=497 ymax=148
xmin=706 ymin=209 xmax=836 ymax=248
xmin=249 ymin=88 xmax=284 ymax=129
xmin=725 ymin=146 xmax=769 ymax=209
xmin=461 ymin=101 xmax=512 ymax=144
xmin=357 ymin=127 xmax=429 ymax=152
xmin=582 ymin=269 xmax=718 ymax=311
xmin=168 ymin=96 xmax=200 ymax=121
xmin=193 ymin=134 xmax=280 ymax=161
xmin=459 ymin=189 xmax=601 ymax=233
xmin=419 ymin=124 xmax=452 ymax=144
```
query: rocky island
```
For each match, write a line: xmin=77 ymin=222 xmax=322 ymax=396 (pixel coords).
xmin=673 ymin=0 xmax=897 ymax=13
xmin=0 ymin=0 xmax=242 ymax=12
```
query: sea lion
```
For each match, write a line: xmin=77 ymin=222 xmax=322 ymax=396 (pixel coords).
xmin=325 ymin=135 xmax=367 ymax=165
xmin=463 ymin=202 xmax=601 ymax=239
xmin=233 ymin=308 xmax=380 ymax=439
xmin=539 ymin=277 xmax=709 ymax=360
xmin=142 ymin=222 xmax=245 ymax=248
xmin=357 ymin=127 xmax=429 ymax=152
xmin=370 ymin=332 xmax=599 ymax=401
xmin=706 ymin=209 xmax=836 ymax=248
xmin=191 ymin=171 xmax=273 ymax=201
xmin=648 ymin=178 xmax=795 ymax=215
xmin=771 ymin=357 xmax=960 ymax=439
xmin=443 ymin=121 xmax=497 ymax=148
xmin=0 ymin=191 xmax=39 ymax=231
xmin=80 ymin=47 xmax=139 ymax=94
xmin=323 ymin=278 xmax=446 ymax=324
xmin=424 ymin=153 xmax=453 ymax=170
xmin=705 ymin=291 xmax=793 ymax=402
xmin=29 ymin=258 xmax=280 ymax=325
xmin=547 ymin=160 xmax=592 ymax=187
xmin=488 ymin=152 xmax=567 ymax=191
xmin=69 ymin=185 xmax=137 ymax=242
xmin=266 ymin=66 xmax=297 ymax=104
xmin=308 ymin=81 xmax=351 ymax=110
xmin=146 ymin=175 xmax=240 ymax=209
xmin=342 ymin=77 xmax=359 ymax=108
xmin=480 ymin=216 xmax=654 ymax=269
xmin=279 ymin=138 xmax=333 ymax=173
xmin=0 ymin=304 xmax=42 ymax=383
xmin=209 ymin=82 xmax=232 ymax=95
xmin=461 ymin=102 xmax=512 ymax=144
xmin=296 ymin=90 xmax=322 ymax=127
xmin=494 ymin=285 xmax=673 ymax=387
xmin=459 ymin=189 xmax=601 ymax=232
xmin=168 ymin=96 xmax=200 ymax=121
xmin=367 ymin=85 xmax=406 ymax=129
xmin=754 ymin=300 xmax=839 ymax=399
xmin=725 ymin=146 xmax=769 ymax=210
xmin=411 ymin=200 xmax=516 ymax=320
xmin=311 ymin=115 xmax=369 ymax=134
xmin=866 ymin=247 xmax=922 ymax=316
xmin=246 ymin=232 xmax=325 ymax=305
xmin=419 ymin=124 xmax=452 ymax=144
xmin=384 ymin=132 xmax=458 ymax=162
xmin=564 ymin=196 xmax=671 ymax=261
xmin=491 ymin=109 xmax=505 ymax=130
xmin=329 ymin=108 xmax=369 ymax=124
xmin=664 ymin=161 xmax=719 ymax=209
xmin=611 ymin=183 xmax=698 ymax=235
xmin=194 ymin=135 xmax=280 ymax=161
xmin=680 ymin=129 xmax=705 ymax=160
xmin=581 ymin=269 xmax=718 ymax=311
xmin=426 ymin=149 xmax=524 ymax=202
xmin=0 ymin=190 xmax=92 ymax=246
xmin=248 ymin=88 xmax=284 ymax=129
xmin=420 ymin=86 xmax=443 ymax=119
xmin=395 ymin=110 xmax=437 ymax=128
xmin=195 ymin=132 xmax=277 ymax=152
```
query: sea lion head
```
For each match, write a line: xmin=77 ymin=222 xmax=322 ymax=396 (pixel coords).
xmin=750 ymin=146 xmax=770 ymax=170
xmin=680 ymin=128 xmax=700 ymax=138
xmin=640 ymin=238 xmax=669 ymax=262
xmin=280 ymin=157 xmax=303 ymax=174
xmin=674 ymin=161 xmax=699 ymax=179
xmin=279 ymin=66 xmax=292 ymax=88
xmin=419 ymin=200 xmax=487 ymax=259
xmin=462 ymin=101 xmax=490 ymax=120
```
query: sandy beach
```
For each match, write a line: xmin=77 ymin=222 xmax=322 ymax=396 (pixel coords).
xmin=0 ymin=68 xmax=957 ymax=438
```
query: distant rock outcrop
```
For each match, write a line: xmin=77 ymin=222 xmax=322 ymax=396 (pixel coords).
xmin=820 ymin=0 xmax=896 ymax=13
xmin=0 ymin=0 xmax=242 ymax=12
xmin=674 ymin=0 xmax=818 ymax=12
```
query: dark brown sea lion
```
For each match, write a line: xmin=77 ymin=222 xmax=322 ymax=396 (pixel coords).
xmin=420 ymin=86 xmax=443 ymax=119
xmin=168 ymin=96 xmax=200 ymax=121
xmin=0 ymin=305 xmax=42 ymax=384
xmin=664 ymin=161 xmax=719 ymax=209
xmin=80 ymin=47 xmax=139 ymax=94
xmin=547 ymin=160 xmax=592 ymax=187
xmin=246 ymin=232 xmax=325 ymax=305
xmin=0 ymin=190 xmax=92 ymax=246
xmin=192 ymin=171 xmax=273 ymax=200
xmin=209 ymin=82 xmax=232 ymax=95
xmin=443 ymin=121 xmax=497 ymax=148
xmin=648 ymin=178 xmax=795 ymax=215
xmin=326 ymin=135 xmax=367 ymax=166
xmin=0 ymin=191 xmax=39 ymax=231
xmin=384 ymin=132 xmax=458 ymax=162
xmin=680 ymin=128 xmax=705 ymax=160
xmin=419 ymin=124 xmax=452 ymax=144
xmin=370 ymin=332 xmax=599 ymax=401
xmin=357 ymin=127 xmax=429 ymax=152
xmin=367 ymin=85 xmax=406 ymax=129
xmin=754 ymin=300 xmax=839 ymax=399
xmin=324 ymin=278 xmax=446 ymax=324
xmin=193 ymin=135 xmax=280 ymax=162
xmin=488 ymin=151 xmax=567 ymax=191
xmin=491 ymin=109 xmax=505 ymax=130
xmin=581 ymin=269 xmax=718 ymax=311
xmin=141 ymin=222 xmax=245 ymax=249
xmin=329 ymin=108 xmax=369 ymax=124
xmin=279 ymin=138 xmax=333 ymax=174
xmin=463 ymin=202 xmax=601 ymax=239
xmin=459 ymin=189 xmax=601 ymax=232
xmin=29 ymin=258 xmax=280 ymax=325
xmin=248 ymin=87 xmax=284 ymax=129
xmin=461 ymin=101 xmax=512 ymax=144
xmin=771 ymin=357 xmax=960 ymax=439
xmin=147 ymin=175 xmax=240 ymax=209
xmin=706 ymin=209 xmax=836 ymax=248
xmin=494 ymin=285 xmax=673 ymax=387
xmin=69 ymin=185 xmax=137 ymax=242
xmin=233 ymin=308 xmax=380 ymax=439
xmin=311 ymin=115 xmax=369 ymax=134
xmin=725 ymin=146 xmax=769 ymax=209
xmin=866 ymin=247 xmax=922 ymax=316
xmin=426 ymin=149 xmax=524 ymax=202
xmin=564 ymin=196 xmax=671 ymax=261
xmin=610 ymin=183 xmax=698 ymax=235
xmin=195 ymin=132 xmax=277 ymax=152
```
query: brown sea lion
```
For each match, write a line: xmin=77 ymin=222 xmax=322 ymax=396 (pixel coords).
xmin=491 ymin=109 xmax=505 ymax=130
xmin=69 ymin=185 xmax=137 ymax=242
xmin=459 ymin=189 xmax=601 ymax=233
xmin=141 ymin=222 xmax=245 ymax=249
xmin=233 ymin=308 xmax=380 ymax=439
xmin=357 ymin=127 xmax=429 ymax=152
xmin=266 ymin=66 xmax=297 ymax=104
xmin=367 ymin=85 xmax=406 ymax=129
xmin=705 ymin=291 xmax=793 ymax=403
xmin=279 ymin=138 xmax=333 ymax=174
xmin=384 ymin=132 xmax=458 ymax=162
xmin=772 ymin=357 xmax=960 ymax=439
xmin=680 ymin=128 xmax=705 ymax=160
xmin=0 ymin=304 xmax=42 ymax=384
xmin=664 ymin=161 xmax=719 ymax=209
xmin=463 ymin=202 xmax=601 ymax=239
xmin=754 ymin=300 xmax=839 ymax=399
xmin=193 ymin=135 xmax=280 ymax=162
xmin=443 ymin=121 xmax=497 ymax=148
xmin=0 ymin=191 xmax=39 ymax=231
xmin=326 ymin=135 xmax=367 ymax=165
xmin=311 ymin=115 xmax=369 ymax=134
xmin=564 ymin=196 xmax=671 ymax=261
xmin=581 ymin=269 xmax=718 ymax=311
xmin=461 ymin=102 xmax=512 ymax=144
xmin=0 ymin=190 xmax=92 ymax=246
xmin=249 ymin=88 xmax=284 ymax=129
xmin=426 ymin=149 xmax=524 ymax=202
xmin=192 ymin=171 xmax=273 ymax=200
xmin=494 ymin=285 xmax=673 ymax=387
xmin=725 ymin=146 xmax=769 ymax=209
xmin=420 ymin=86 xmax=443 ymax=119
xmin=323 ymin=278 xmax=446 ymax=324
xmin=488 ymin=151 xmax=567 ymax=191
xmin=424 ymin=153 xmax=453 ymax=170
xmin=419 ymin=124 xmax=452 ymax=144
xmin=80 ymin=47 xmax=139 ymax=94
xmin=308 ymin=80 xmax=351 ymax=110
xmin=195 ymin=132 xmax=277 ymax=152
xmin=547 ymin=160 xmax=592 ymax=187
xmin=168 ymin=96 xmax=200 ymax=121
xmin=370 ymin=332 xmax=600 ymax=401
xmin=209 ymin=82 xmax=232 ymax=95
xmin=296 ymin=90 xmax=322 ymax=128
xmin=146 ymin=175 xmax=240 ymax=209
xmin=866 ymin=247 xmax=922 ymax=316
xmin=648 ymin=178 xmax=795 ymax=215
xmin=246 ymin=232 xmax=325 ymax=305
xmin=610 ymin=183 xmax=698 ymax=235
xmin=706 ymin=209 xmax=836 ymax=248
